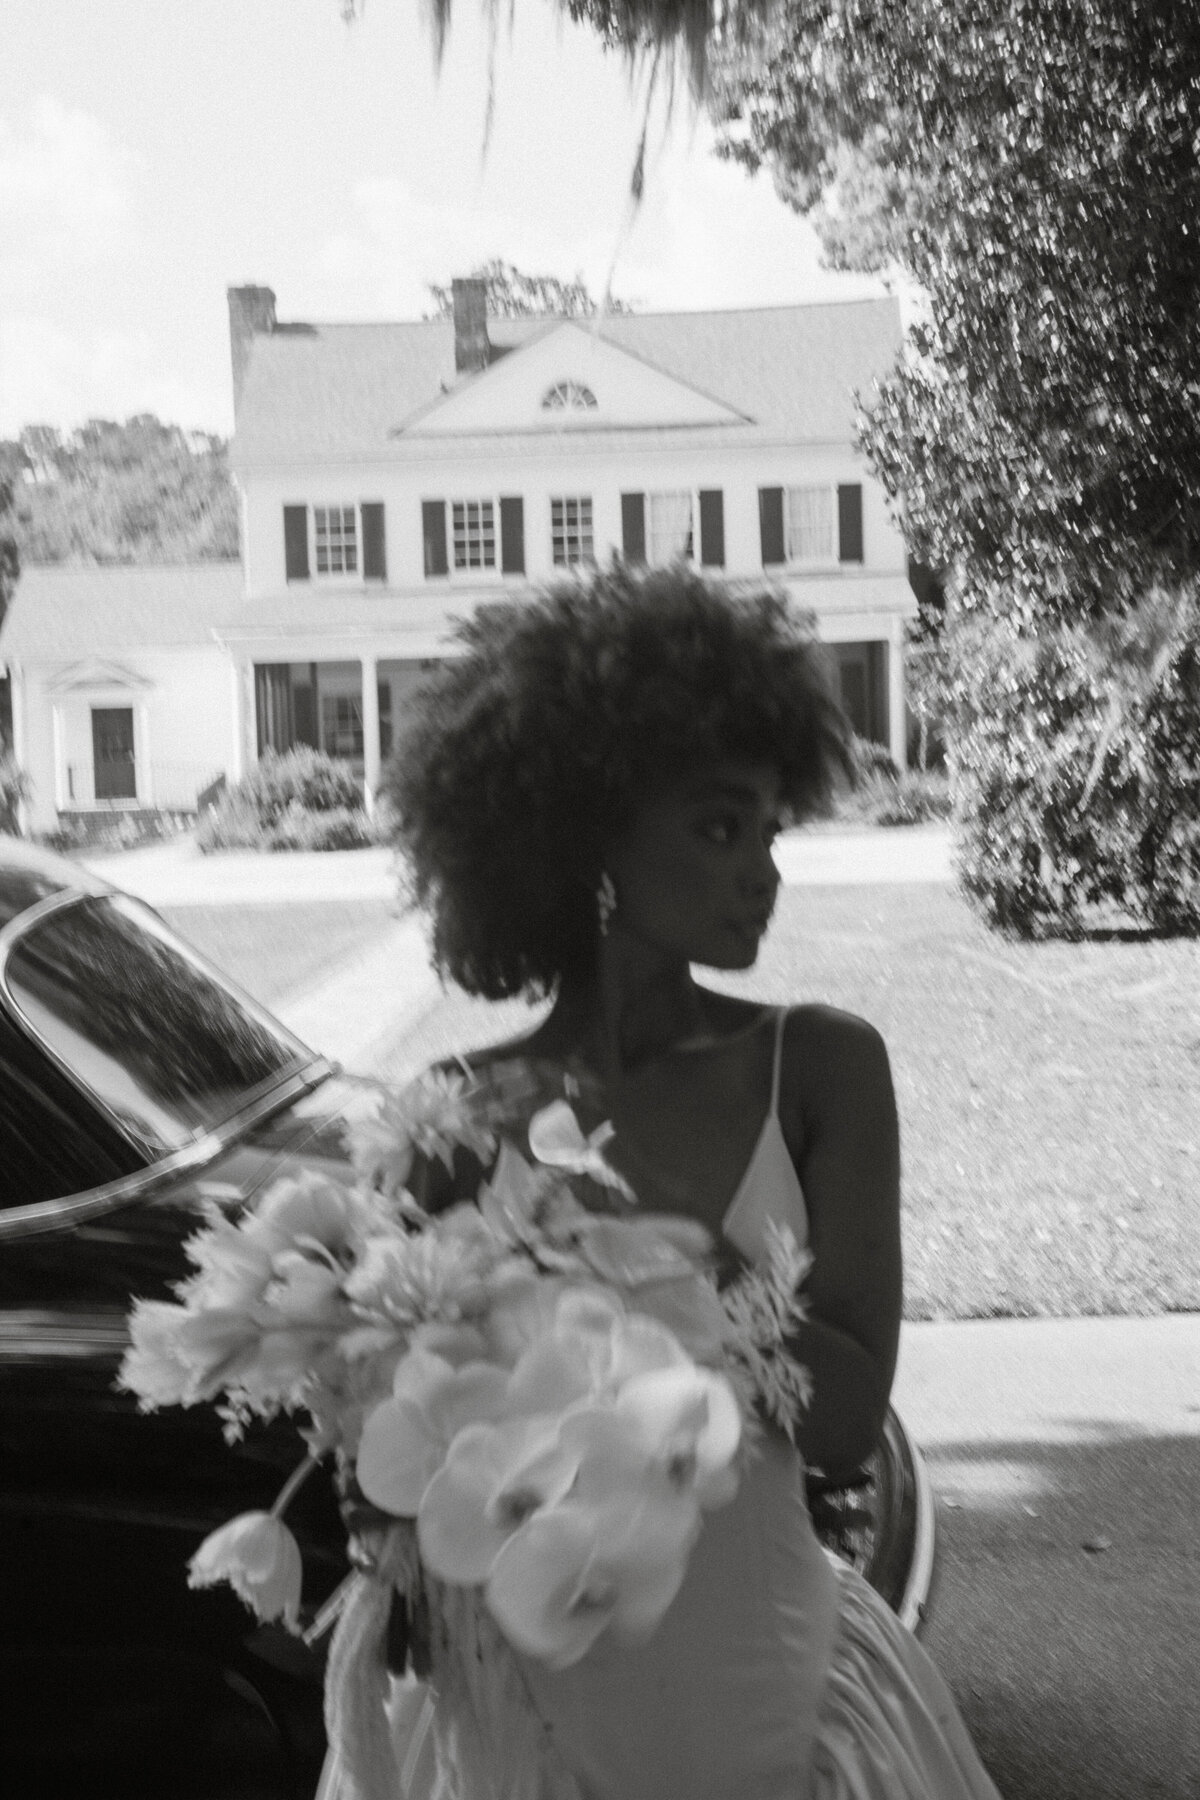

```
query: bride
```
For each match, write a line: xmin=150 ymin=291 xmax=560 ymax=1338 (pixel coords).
xmin=353 ymin=564 xmax=1000 ymax=1799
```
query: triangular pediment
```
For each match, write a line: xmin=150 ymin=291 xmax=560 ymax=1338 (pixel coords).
xmin=398 ymin=321 xmax=752 ymax=436
xmin=47 ymin=657 xmax=151 ymax=694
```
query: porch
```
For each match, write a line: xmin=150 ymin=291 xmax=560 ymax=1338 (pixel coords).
xmin=249 ymin=657 xmax=433 ymax=809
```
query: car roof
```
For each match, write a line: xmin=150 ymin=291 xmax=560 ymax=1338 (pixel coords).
xmin=0 ymin=837 xmax=114 ymax=932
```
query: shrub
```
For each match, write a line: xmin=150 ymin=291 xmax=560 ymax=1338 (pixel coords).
xmin=833 ymin=738 xmax=951 ymax=827
xmin=264 ymin=804 xmax=376 ymax=852
xmin=196 ymin=749 xmax=373 ymax=853
xmin=944 ymin=595 xmax=1200 ymax=936
xmin=870 ymin=770 xmax=953 ymax=827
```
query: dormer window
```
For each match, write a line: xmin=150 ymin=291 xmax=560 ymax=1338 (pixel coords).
xmin=541 ymin=380 xmax=598 ymax=411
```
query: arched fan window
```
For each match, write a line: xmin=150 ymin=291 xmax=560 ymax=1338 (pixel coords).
xmin=541 ymin=380 xmax=598 ymax=411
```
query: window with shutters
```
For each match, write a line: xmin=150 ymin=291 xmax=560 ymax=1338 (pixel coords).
xmin=285 ymin=502 xmax=387 ymax=582
xmin=647 ymin=491 xmax=694 ymax=565
xmin=783 ymin=487 xmax=834 ymax=563
xmin=759 ymin=482 xmax=863 ymax=567
xmin=423 ymin=497 xmax=524 ymax=578
xmin=451 ymin=499 xmax=496 ymax=570
xmin=551 ymin=496 xmax=594 ymax=567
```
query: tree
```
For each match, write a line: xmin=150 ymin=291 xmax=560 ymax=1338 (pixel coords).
xmin=427 ymin=258 xmax=631 ymax=319
xmin=0 ymin=416 xmax=238 ymax=566
xmin=708 ymin=1 xmax=1200 ymax=626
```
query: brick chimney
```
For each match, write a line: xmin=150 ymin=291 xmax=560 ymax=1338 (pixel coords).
xmin=227 ymin=285 xmax=277 ymax=407
xmin=452 ymin=277 xmax=490 ymax=375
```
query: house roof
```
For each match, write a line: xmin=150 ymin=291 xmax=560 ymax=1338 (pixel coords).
xmin=232 ymin=297 xmax=903 ymax=467
xmin=0 ymin=563 xmax=245 ymax=662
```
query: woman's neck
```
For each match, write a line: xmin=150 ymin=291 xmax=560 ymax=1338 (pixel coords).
xmin=551 ymin=930 xmax=711 ymax=1080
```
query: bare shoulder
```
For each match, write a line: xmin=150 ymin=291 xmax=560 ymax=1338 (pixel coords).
xmin=781 ymin=1002 xmax=893 ymax=1118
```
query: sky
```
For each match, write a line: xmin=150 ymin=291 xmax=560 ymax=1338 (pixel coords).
xmin=0 ymin=0 xmax=891 ymax=438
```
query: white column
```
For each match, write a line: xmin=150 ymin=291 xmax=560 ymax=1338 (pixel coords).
xmin=361 ymin=654 xmax=380 ymax=815
xmin=230 ymin=657 xmax=250 ymax=783
xmin=887 ymin=622 xmax=907 ymax=770
xmin=11 ymin=665 xmax=32 ymax=832
xmin=138 ymin=702 xmax=154 ymax=806
xmin=51 ymin=701 xmax=68 ymax=810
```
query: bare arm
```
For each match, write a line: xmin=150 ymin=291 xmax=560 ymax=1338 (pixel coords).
xmin=781 ymin=1006 xmax=903 ymax=1482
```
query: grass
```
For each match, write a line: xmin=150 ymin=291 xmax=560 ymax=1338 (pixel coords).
xmin=380 ymin=879 xmax=1200 ymax=1323
xmin=159 ymin=899 xmax=398 ymax=1006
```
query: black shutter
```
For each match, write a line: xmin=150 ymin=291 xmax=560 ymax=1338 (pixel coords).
xmin=500 ymin=496 xmax=525 ymax=574
xmin=699 ymin=489 xmax=725 ymax=568
xmin=621 ymin=492 xmax=646 ymax=564
xmin=758 ymin=488 xmax=784 ymax=566
xmin=838 ymin=484 xmax=864 ymax=563
xmin=362 ymin=502 xmax=387 ymax=581
xmin=422 ymin=500 xmax=448 ymax=578
xmin=283 ymin=505 xmax=309 ymax=581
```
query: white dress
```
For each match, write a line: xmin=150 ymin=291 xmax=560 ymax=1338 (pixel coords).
xmin=512 ymin=1010 xmax=1001 ymax=1800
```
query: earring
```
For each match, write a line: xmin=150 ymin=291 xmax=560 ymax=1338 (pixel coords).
xmin=596 ymin=871 xmax=617 ymax=937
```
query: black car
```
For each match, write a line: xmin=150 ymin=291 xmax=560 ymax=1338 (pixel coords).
xmin=0 ymin=838 xmax=934 ymax=1799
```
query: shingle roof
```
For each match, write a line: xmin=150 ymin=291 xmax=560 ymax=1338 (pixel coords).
xmin=0 ymin=563 xmax=244 ymax=662
xmin=232 ymin=298 xmax=903 ymax=466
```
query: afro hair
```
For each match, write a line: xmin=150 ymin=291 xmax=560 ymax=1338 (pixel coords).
xmin=380 ymin=562 xmax=852 ymax=1000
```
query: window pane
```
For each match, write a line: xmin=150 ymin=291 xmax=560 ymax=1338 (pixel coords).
xmin=784 ymin=487 xmax=833 ymax=562
xmin=648 ymin=491 xmax=693 ymax=564
xmin=5 ymin=899 xmax=308 ymax=1160
xmin=551 ymin=494 xmax=594 ymax=566
xmin=451 ymin=500 xmax=496 ymax=570
xmin=314 ymin=505 xmax=358 ymax=576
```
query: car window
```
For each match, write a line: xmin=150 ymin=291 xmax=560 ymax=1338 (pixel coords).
xmin=4 ymin=896 xmax=312 ymax=1160
xmin=1 ymin=1010 xmax=144 ymax=1206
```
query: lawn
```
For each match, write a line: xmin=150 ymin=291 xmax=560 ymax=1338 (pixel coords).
xmin=379 ymin=881 xmax=1200 ymax=1322
xmin=159 ymin=899 xmax=398 ymax=1007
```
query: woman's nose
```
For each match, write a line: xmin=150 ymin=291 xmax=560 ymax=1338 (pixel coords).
xmin=740 ymin=840 xmax=780 ymax=898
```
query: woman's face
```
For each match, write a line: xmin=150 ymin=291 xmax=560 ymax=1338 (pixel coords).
xmin=604 ymin=761 xmax=783 ymax=970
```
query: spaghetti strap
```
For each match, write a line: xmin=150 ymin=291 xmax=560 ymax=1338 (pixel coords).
xmin=768 ymin=1006 xmax=788 ymax=1114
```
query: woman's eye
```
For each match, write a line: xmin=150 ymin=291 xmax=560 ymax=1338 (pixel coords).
xmin=699 ymin=815 xmax=739 ymax=845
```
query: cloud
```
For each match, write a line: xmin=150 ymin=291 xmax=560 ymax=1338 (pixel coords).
xmin=312 ymin=179 xmax=610 ymax=319
xmin=308 ymin=112 xmax=891 ymax=324
xmin=616 ymin=121 xmax=892 ymax=313
xmin=0 ymin=95 xmax=138 ymax=279
xmin=0 ymin=315 xmax=225 ymax=436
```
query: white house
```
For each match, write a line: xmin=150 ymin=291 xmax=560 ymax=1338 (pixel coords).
xmin=0 ymin=564 xmax=243 ymax=836
xmin=1 ymin=281 xmax=918 ymax=836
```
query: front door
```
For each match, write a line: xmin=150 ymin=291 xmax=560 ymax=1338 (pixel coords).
xmin=91 ymin=707 xmax=136 ymax=801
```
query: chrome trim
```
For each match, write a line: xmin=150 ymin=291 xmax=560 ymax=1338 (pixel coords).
xmin=0 ymin=1059 xmax=337 ymax=1241
xmin=0 ymin=888 xmax=322 ymax=1162
xmin=897 ymin=1429 xmax=938 ymax=1636
xmin=0 ymin=1309 xmax=130 ymax=1359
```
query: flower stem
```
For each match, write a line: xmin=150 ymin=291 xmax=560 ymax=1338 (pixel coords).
xmin=271 ymin=1453 xmax=320 ymax=1519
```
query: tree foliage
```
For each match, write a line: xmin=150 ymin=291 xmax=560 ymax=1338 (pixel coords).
xmin=0 ymin=416 xmax=238 ymax=566
xmin=427 ymin=257 xmax=631 ymax=319
xmin=709 ymin=1 xmax=1200 ymax=622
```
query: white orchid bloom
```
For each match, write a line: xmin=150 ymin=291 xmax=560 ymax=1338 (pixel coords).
xmin=417 ymin=1417 xmax=580 ymax=1585
xmin=188 ymin=1511 xmax=304 ymax=1632
xmin=356 ymin=1347 xmax=511 ymax=1516
xmin=485 ymin=1409 xmax=704 ymax=1666
xmin=527 ymin=1100 xmax=635 ymax=1200
xmin=614 ymin=1364 xmax=742 ymax=1508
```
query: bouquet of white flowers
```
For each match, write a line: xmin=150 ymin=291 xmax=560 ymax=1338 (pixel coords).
xmin=120 ymin=1067 xmax=812 ymax=1800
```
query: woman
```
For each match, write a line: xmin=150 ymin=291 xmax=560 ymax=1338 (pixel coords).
xmin=374 ymin=563 xmax=1000 ymax=1800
